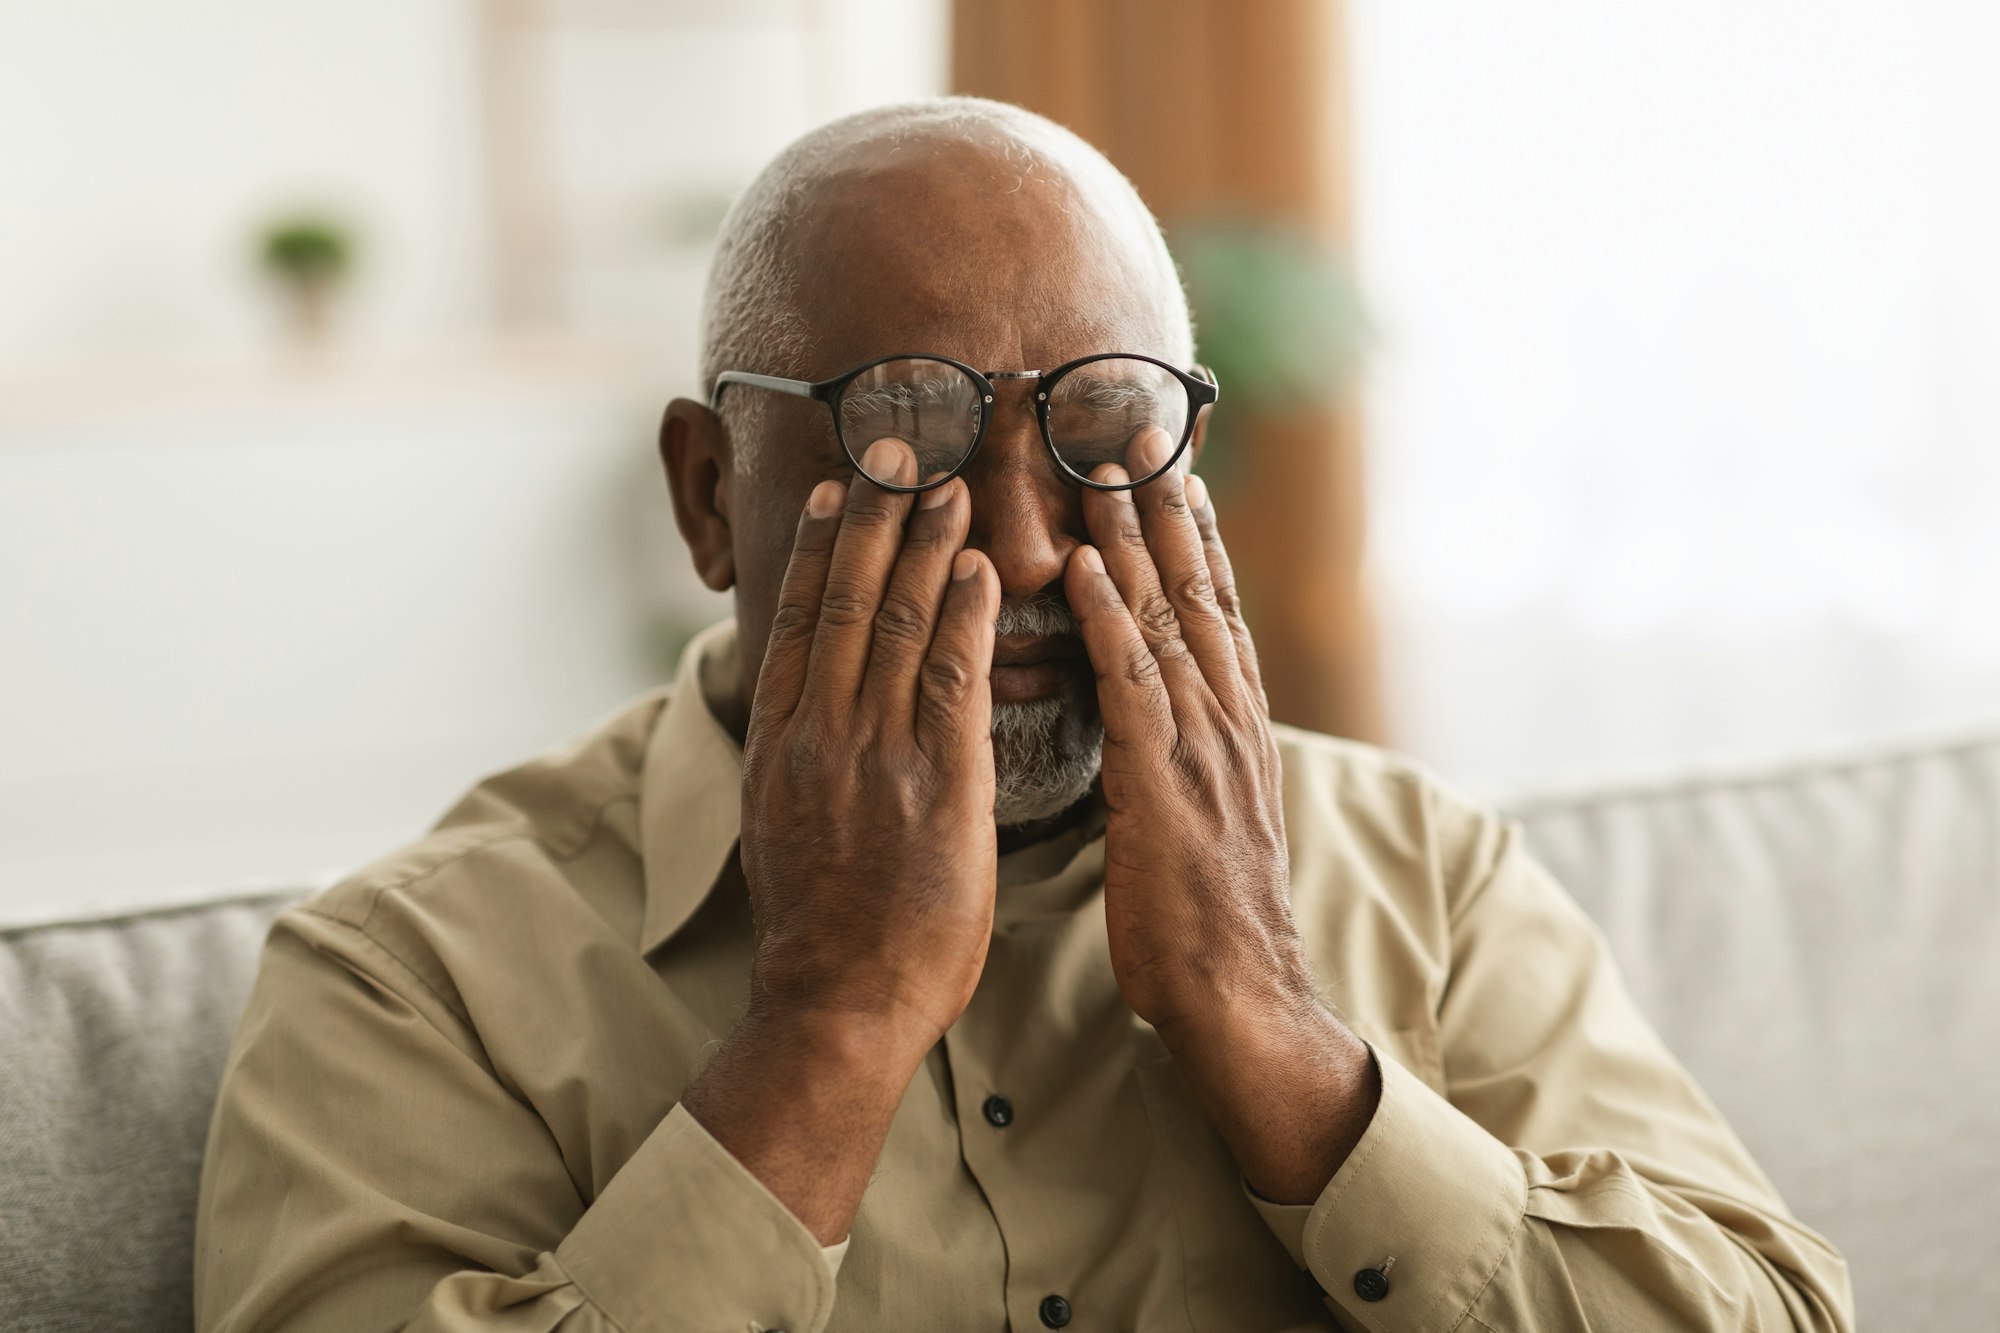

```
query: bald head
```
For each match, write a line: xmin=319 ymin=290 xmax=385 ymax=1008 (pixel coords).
xmin=700 ymin=97 xmax=1194 ymax=467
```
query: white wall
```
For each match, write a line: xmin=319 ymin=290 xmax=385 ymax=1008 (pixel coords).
xmin=0 ymin=0 xmax=491 ymax=370
xmin=1351 ymin=0 xmax=2000 ymax=795
xmin=0 ymin=1 xmax=949 ymax=919
xmin=0 ymin=351 xmax=705 ymax=914
xmin=0 ymin=0 xmax=948 ymax=378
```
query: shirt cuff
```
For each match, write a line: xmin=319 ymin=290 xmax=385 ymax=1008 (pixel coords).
xmin=1245 ymin=1040 xmax=1527 ymax=1332
xmin=555 ymin=1102 xmax=841 ymax=1333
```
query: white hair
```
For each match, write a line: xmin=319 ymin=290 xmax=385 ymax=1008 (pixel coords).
xmin=699 ymin=95 xmax=1194 ymax=475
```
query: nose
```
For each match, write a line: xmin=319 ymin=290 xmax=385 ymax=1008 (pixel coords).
xmin=959 ymin=409 xmax=1079 ymax=601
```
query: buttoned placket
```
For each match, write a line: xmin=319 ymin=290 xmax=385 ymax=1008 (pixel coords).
xmin=945 ymin=852 xmax=1200 ymax=1332
xmin=944 ymin=921 xmax=1090 ymax=1333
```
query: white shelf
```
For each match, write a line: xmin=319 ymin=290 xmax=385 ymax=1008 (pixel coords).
xmin=0 ymin=333 xmax=680 ymax=436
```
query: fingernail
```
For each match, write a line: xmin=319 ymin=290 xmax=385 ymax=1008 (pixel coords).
xmin=918 ymin=477 xmax=953 ymax=509
xmin=953 ymin=550 xmax=979 ymax=580
xmin=862 ymin=437 xmax=911 ymax=483
xmin=807 ymin=480 xmax=845 ymax=518
xmin=1102 ymin=465 xmax=1132 ymax=496
xmin=1185 ymin=474 xmax=1209 ymax=513
xmin=1078 ymin=546 xmax=1105 ymax=575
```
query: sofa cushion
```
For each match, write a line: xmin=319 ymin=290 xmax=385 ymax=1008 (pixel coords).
xmin=1508 ymin=733 xmax=2000 ymax=1333
xmin=0 ymin=891 xmax=303 ymax=1332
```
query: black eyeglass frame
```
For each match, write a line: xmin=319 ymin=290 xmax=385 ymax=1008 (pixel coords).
xmin=710 ymin=351 xmax=1219 ymax=494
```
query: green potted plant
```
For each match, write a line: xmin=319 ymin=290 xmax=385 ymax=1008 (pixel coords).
xmin=258 ymin=215 xmax=355 ymax=344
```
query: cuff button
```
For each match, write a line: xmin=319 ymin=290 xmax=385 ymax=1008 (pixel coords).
xmin=1353 ymin=1267 xmax=1391 ymax=1302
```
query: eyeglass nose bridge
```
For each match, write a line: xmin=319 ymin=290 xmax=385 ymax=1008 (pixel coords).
xmin=966 ymin=370 xmax=1042 ymax=409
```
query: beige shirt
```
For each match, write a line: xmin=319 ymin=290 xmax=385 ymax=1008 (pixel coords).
xmin=195 ymin=619 xmax=1852 ymax=1332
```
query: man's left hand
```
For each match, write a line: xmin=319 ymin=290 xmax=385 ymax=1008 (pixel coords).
xmin=1063 ymin=427 xmax=1379 ymax=1203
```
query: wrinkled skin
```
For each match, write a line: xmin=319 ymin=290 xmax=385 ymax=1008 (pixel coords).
xmin=736 ymin=441 xmax=1000 ymax=1055
xmin=1067 ymin=431 xmax=1307 ymax=1035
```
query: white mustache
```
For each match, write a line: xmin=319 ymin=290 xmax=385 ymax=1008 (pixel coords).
xmin=993 ymin=588 xmax=1079 ymax=639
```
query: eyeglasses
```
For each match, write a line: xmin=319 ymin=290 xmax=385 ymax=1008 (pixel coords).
xmin=710 ymin=352 xmax=1219 ymax=493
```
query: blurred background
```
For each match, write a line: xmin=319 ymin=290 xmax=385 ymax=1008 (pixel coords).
xmin=3 ymin=0 xmax=1996 ymax=918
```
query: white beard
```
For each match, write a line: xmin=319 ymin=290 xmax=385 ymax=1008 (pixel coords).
xmin=988 ymin=589 xmax=1103 ymax=827
xmin=991 ymin=693 xmax=1103 ymax=825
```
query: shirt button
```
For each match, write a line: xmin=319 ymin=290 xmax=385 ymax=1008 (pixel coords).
xmin=1353 ymin=1266 xmax=1391 ymax=1301
xmin=1038 ymin=1293 xmax=1072 ymax=1327
xmin=981 ymin=1094 xmax=1015 ymax=1127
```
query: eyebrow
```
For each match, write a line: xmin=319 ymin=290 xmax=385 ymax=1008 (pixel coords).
xmin=839 ymin=376 xmax=977 ymax=418
xmin=1054 ymin=375 xmax=1161 ymax=410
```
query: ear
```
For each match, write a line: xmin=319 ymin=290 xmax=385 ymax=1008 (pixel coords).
xmin=659 ymin=397 xmax=736 ymax=592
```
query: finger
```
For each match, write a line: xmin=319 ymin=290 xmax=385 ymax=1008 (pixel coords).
xmin=803 ymin=437 xmax=919 ymax=708
xmin=916 ymin=546 xmax=1001 ymax=768
xmin=751 ymin=479 xmax=848 ymax=727
xmin=1064 ymin=543 xmax=1174 ymax=751
xmin=1124 ymin=428 xmax=1243 ymax=698
xmin=1081 ymin=459 xmax=1208 ymax=712
xmin=1184 ymin=473 xmax=1268 ymax=707
xmin=865 ymin=475 xmax=970 ymax=724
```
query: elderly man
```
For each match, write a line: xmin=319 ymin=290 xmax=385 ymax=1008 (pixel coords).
xmin=195 ymin=99 xmax=1851 ymax=1332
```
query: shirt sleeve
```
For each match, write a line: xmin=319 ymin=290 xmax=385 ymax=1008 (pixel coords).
xmin=1247 ymin=814 xmax=1855 ymax=1332
xmin=195 ymin=908 xmax=843 ymax=1333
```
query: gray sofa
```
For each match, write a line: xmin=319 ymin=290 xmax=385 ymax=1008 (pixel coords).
xmin=4 ymin=733 xmax=1997 ymax=1330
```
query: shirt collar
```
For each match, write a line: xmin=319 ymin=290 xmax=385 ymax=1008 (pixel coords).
xmin=638 ymin=617 xmax=750 ymax=954
xmin=638 ymin=616 xmax=1114 ymax=953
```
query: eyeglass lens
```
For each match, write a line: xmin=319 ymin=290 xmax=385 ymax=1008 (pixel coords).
xmin=1044 ymin=358 xmax=1189 ymax=484
xmin=838 ymin=359 xmax=984 ymax=486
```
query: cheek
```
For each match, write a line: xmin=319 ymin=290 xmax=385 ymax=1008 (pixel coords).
xmin=731 ymin=497 xmax=813 ymax=661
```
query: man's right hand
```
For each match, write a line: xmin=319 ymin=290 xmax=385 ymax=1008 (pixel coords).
xmin=739 ymin=436 xmax=1002 ymax=1054
xmin=682 ymin=437 xmax=1000 ymax=1245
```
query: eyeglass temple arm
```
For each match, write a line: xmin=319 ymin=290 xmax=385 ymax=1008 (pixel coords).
xmin=710 ymin=370 xmax=819 ymax=410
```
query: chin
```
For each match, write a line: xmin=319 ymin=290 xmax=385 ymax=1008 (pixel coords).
xmin=990 ymin=686 xmax=1104 ymax=828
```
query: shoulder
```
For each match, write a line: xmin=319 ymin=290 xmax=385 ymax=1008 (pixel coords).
xmin=278 ymin=689 xmax=672 ymax=1024
xmin=1272 ymin=722 xmax=1519 ymax=950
